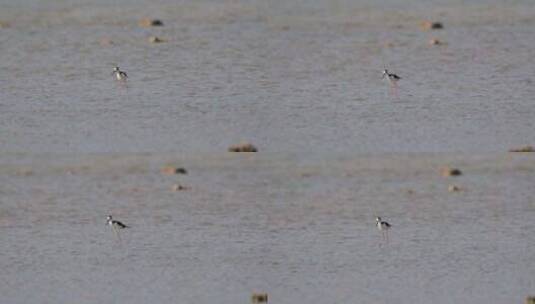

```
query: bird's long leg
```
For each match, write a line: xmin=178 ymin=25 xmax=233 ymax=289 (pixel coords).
xmin=391 ymin=83 xmax=399 ymax=99
xmin=385 ymin=230 xmax=389 ymax=244
xmin=112 ymin=226 xmax=122 ymax=244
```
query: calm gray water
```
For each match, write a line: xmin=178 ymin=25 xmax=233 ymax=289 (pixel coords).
xmin=1 ymin=0 xmax=535 ymax=153
xmin=1 ymin=0 xmax=535 ymax=303
xmin=1 ymin=153 xmax=534 ymax=304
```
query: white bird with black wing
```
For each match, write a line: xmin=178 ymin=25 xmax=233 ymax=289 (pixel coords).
xmin=376 ymin=216 xmax=391 ymax=242
xmin=107 ymin=215 xmax=129 ymax=229
xmin=112 ymin=66 xmax=128 ymax=81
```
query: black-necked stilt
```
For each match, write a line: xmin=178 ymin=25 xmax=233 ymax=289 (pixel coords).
xmin=107 ymin=215 xmax=129 ymax=229
xmin=382 ymin=69 xmax=401 ymax=84
xmin=376 ymin=216 xmax=391 ymax=242
xmin=382 ymin=69 xmax=401 ymax=98
xmin=112 ymin=66 xmax=128 ymax=81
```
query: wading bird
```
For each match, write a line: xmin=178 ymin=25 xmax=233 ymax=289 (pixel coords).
xmin=376 ymin=216 xmax=391 ymax=242
xmin=382 ymin=69 xmax=401 ymax=97
xmin=112 ymin=66 xmax=128 ymax=81
xmin=107 ymin=215 xmax=129 ymax=229
xmin=107 ymin=215 xmax=129 ymax=243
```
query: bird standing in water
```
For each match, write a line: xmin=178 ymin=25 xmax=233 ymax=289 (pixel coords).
xmin=107 ymin=215 xmax=129 ymax=229
xmin=382 ymin=69 xmax=401 ymax=84
xmin=112 ymin=66 xmax=128 ymax=81
xmin=107 ymin=215 xmax=129 ymax=243
xmin=376 ymin=216 xmax=391 ymax=243
xmin=382 ymin=69 xmax=401 ymax=98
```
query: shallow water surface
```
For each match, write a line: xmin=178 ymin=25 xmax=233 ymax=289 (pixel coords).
xmin=1 ymin=0 xmax=535 ymax=153
xmin=1 ymin=153 xmax=534 ymax=303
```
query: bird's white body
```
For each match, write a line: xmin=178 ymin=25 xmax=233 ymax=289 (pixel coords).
xmin=376 ymin=217 xmax=391 ymax=242
xmin=107 ymin=215 xmax=128 ymax=229
xmin=376 ymin=217 xmax=391 ymax=231
xmin=382 ymin=69 xmax=401 ymax=85
xmin=112 ymin=67 xmax=128 ymax=81
xmin=382 ymin=69 xmax=401 ymax=98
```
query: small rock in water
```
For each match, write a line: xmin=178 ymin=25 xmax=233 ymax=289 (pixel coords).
xmin=171 ymin=184 xmax=189 ymax=191
xmin=448 ymin=185 xmax=461 ymax=192
xmin=16 ymin=168 xmax=34 ymax=176
xmin=300 ymin=172 xmax=313 ymax=178
xmin=251 ymin=293 xmax=268 ymax=303
xmin=0 ymin=21 xmax=9 ymax=28
xmin=429 ymin=38 xmax=444 ymax=46
xmin=526 ymin=296 xmax=535 ymax=304
xmin=161 ymin=166 xmax=188 ymax=175
xmin=139 ymin=18 xmax=164 ymax=27
xmin=148 ymin=36 xmax=166 ymax=43
xmin=509 ymin=145 xmax=534 ymax=152
xmin=420 ymin=21 xmax=443 ymax=30
xmin=441 ymin=166 xmax=462 ymax=177
xmin=99 ymin=37 xmax=113 ymax=46
xmin=228 ymin=142 xmax=258 ymax=152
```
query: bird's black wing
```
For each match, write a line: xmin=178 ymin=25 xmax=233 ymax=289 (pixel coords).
xmin=116 ymin=221 xmax=129 ymax=229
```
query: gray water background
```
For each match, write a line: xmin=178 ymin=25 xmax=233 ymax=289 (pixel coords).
xmin=1 ymin=0 xmax=535 ymax=153
xmin=1 ymin=0 xmax=535 ymax=303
